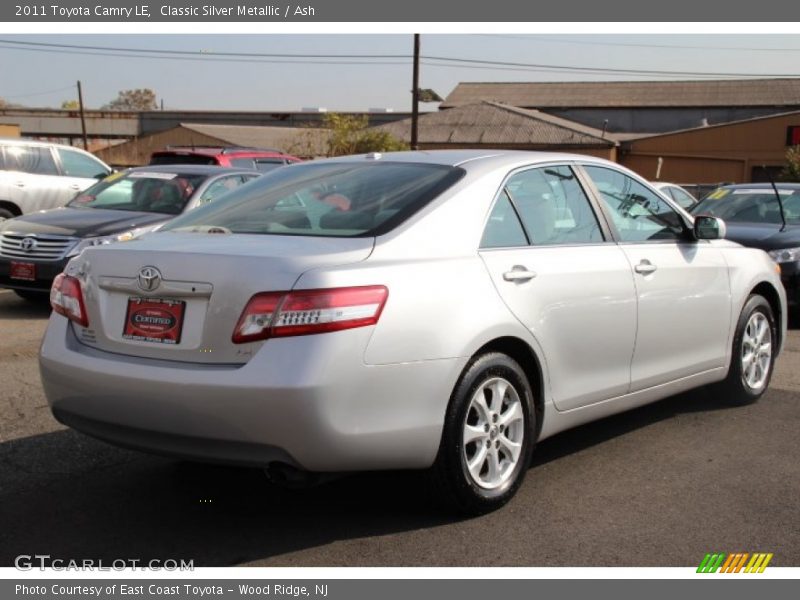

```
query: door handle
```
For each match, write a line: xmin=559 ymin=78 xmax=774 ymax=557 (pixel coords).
xmin=14 ymin=181 xmax=25 ymax=188
xmin=634 ymin=260 xmax=657 ymax=275
xmin=69 ymin=184 xmax=82 ymax=190
xmin=503 ymin=266 xmax=537 ymax=282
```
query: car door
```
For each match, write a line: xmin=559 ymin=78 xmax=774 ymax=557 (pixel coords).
xmin=582 ymin=165 xmax=731 ymax=392
xmin=0 ymin=143 xmax=64 ymax=213
xmin=479 ymin=164 xmax=638 ymax=411
xmin=54 ymin=147 xmax=111 ymax=204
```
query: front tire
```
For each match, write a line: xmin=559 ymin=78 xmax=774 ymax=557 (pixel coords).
xmin=429 ymin=352 xmax=536 ymax=515
xmin=715 ymin=294 xmax=776 ymax=405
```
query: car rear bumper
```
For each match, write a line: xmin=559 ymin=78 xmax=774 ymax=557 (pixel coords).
xmin=39 ymin=315 xmax=464 ymax=472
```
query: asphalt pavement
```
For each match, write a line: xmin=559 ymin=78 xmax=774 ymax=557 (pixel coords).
xmin=0 ymin=288 xmax=798 ymax=567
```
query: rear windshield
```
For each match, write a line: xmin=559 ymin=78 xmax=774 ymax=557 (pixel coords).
xmin=68 ymin=171 xmax=208 ymax=215
xmin=161 ymin=161 xmax=465 ymax=237
xmin=692 ymin=188 xmax=800 ymax=225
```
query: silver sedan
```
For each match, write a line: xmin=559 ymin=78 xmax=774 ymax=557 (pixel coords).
xmin=39 ymin=150 xmax=787 ymax=514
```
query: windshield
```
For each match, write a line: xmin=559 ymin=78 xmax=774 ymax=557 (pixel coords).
xmin=68 ymin=171 xmax=208 ymax=215
xmin=161 ymin=161 xmax=465 ymax=237
xmin=691 ymin=187 xmax=800 ymax=225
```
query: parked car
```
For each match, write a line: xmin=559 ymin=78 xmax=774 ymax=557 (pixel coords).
xmin=651 ymin=181 xmax=698 ymax=209
xmin=0 ymin=165 xmax=260 ymax=300
xmin=691 ymin=182 xmax=800 ymax=311
xmin=40 ymin=151 xmax=786 ymax=514
xmin=0 ymin=138 xmax=112 ymax=221
xmin=150 ymin=145 xmax=301 ymax=173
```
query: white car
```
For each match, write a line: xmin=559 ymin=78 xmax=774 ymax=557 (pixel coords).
xmin=40 ymin=151 xmax=786 ymax=514
xmin=652 ymin=181 xmax=698 ymax=209
xmin=0 ymin=138 xmax=112 ymax=221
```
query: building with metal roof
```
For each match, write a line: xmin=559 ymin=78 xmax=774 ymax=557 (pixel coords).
xmin=95 ymin=122 xmax=329 ymax=166
xmin=375 ymin=101 xmax=618 ymax=160
xmin=442 ymin=79 xmax=800 ymax=134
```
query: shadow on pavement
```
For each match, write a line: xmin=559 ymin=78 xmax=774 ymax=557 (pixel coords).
xmin=0 ymin=383 xmax=750 ymax=567
xmin=0 ymin=290 xmax=51 ymax=320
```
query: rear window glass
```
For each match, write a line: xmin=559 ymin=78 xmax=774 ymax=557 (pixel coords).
xmin=68 ymin=171 xmax=208 ymax=215
xmin=162 ymin=161 xmax=465 ymax=237
xmin=150 ymin=153 xmax=217 ymax=166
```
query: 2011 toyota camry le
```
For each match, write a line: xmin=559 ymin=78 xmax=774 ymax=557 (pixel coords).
xmin=39 ymin=150 xmax=787 ymax=514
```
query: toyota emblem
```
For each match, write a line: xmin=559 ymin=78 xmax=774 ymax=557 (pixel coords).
xmin=20 ymin=237 xmax=37 ymax=253
xmin=137 ymin=266 xmax=162 ymax=292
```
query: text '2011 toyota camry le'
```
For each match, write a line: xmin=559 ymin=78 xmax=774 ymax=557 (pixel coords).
xmin=39 ymin=150 xmax=786 ymax=514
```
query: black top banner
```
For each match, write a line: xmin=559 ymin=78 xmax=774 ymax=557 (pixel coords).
xmin=3 ymin=0 xmax=799 ymax=22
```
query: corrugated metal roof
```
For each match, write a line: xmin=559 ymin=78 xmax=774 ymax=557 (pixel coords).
xmin=181 ymin=123 xmax=328 ymax=154
xmin=442 ymin=79 xmax=800 ymax=109
xmin=374 ymin=102 xmax=616 ymax=146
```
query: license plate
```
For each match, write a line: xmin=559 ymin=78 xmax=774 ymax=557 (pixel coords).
xmin=123 ymin=297 xmax=186 ymax=344
xmin=10 ymin=261 xmax=36 ymax=281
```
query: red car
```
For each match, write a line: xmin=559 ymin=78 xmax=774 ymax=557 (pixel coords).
xmin=150 ymin=145 xmax=301 ymax=173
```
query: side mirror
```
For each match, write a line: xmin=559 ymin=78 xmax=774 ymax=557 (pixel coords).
xmin=694 ymin=215 xmax=726 ymax=240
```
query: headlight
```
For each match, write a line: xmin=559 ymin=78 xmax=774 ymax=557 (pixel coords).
xmin=115 ymin=224 xmax=162 ymax=242
xmin=767 ymin=247 xmax=800 ymax=263
xmin=65 ymin=235 xmax=117 ymax=258
xmin=66 ymin=225 xmax=163 ymax=258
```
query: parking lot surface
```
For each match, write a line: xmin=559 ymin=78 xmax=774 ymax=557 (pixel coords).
xmin=1 ymin=288 xmax=798 ymax=567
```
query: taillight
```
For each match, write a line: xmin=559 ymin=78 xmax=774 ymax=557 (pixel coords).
xmin=50 ymin=273 xmax=89 ymax=327
xmin=232 ymin=285 xmax=388 ymax=344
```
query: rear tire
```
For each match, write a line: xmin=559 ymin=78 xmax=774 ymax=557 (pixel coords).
xmin=429 ymin=352 xmax=535 ymax=515
xmin=0 ymin=207 xmax=15 ymax=221
xmin=714 ymin=294 xmax=776 ymax=405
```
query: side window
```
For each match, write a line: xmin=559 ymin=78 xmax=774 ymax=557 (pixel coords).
xmin=584 ymin=166 xmax=686 ymax=242
xmin=670 ymin=187 xmax=697 ymax=209
xmin=480 ymin=192 xmax=528 ymax=249
xmin=57 ymin=148 xmax=109 ymax=178
xmin=229 ymin=158 xmax=256 ymax=170
xmin=198 ymin=175 xmax=248 ymax=205
xmin=254 ymin=159 xmax=285 ymax=173
xmin=2 ymin=145 xmax=59 ymax=176
xmin=506 ymin=165 xmax=603 ymax=245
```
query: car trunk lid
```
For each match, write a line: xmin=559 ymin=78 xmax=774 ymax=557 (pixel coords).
xmin=65 ymin=232 xmax=374 ymax=363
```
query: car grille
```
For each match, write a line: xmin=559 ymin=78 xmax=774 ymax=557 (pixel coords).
xmin=0 ymin=233 xmax=77 ymax=260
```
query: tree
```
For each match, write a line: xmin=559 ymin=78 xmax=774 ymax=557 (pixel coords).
xmin=61 ymin=99 xmax=79 ymax=110
xmin=323 ymin=113 xmax=408 ymax=157
xmin=782 ymin=145 xmax=800 ymax=182
xmin=102 ymin=88 xmax=158 ymax=111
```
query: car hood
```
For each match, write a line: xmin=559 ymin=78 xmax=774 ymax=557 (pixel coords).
xmin=724 ymin=223 xmax=800 ymax=251
xmin=0 ymin=207 xmax=170 ymax=238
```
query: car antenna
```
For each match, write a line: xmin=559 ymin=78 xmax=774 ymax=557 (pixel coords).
xmin=763 ymin=165 xmax=787 ymax=232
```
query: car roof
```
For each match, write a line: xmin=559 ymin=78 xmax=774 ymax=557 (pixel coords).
xmin=152 ymin=147 xmax=290 ymax=157
xmin=0 ymin=137 xmax=105 ymax=157
xmin=719 ymin=183 xmax=800 ymax=190
xmin=124 ymin=164 xmax=258 ymax=176
xmin=316 ymin=149 xmax=618 ymax=171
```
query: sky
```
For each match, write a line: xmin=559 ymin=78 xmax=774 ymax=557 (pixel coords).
xmin=2 ymin=33 xmax=800 ymax=112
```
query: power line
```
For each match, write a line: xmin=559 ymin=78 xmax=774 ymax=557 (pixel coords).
xmin=480 ymin=34 xmax=800 ymax=52
xmin=1 ymin=84 xmax=75 ymax=99
xmin=0 ymin=38 xmax=798 ymax=79
xmin=0 ymin=38 xmax=409 ymax=59
xmin=423 ymin=55 xmax=800 ymax=78
xmin=0 ymin=43 xmax=411 ymax=66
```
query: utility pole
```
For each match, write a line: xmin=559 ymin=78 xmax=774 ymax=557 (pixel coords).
xmin=77 ymin=81 xmax=88 ymax=150
xmin=411 ymin=33 xmax=420 ymax=150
